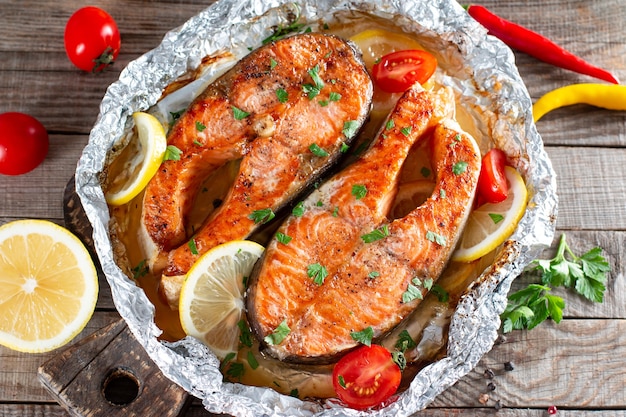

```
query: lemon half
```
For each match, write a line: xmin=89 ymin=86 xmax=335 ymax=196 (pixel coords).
xmin=0 ymin=220 xmax=99 ymax=353
xmin=105 ymin=112 xmax=167 ymax=206
xmin=452 ymin=166 xmax=528 ymax=262
xmin=179 ymin=240 xmax=264 ymax=359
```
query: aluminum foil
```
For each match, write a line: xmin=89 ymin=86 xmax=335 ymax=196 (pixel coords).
xmin=75 ymin=0 xmax=558 ymax=415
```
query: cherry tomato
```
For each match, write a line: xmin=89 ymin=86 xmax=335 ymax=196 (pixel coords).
xmin=64 ymin=7 xmax=121 ymax=73
xmin=372 ymin=50 xmax=437 ymax=93
xmin=477 ymin=148 xmax=509 ymax=204
xmin=0 ymin=112 xmax=49 ymax=176
xmin=332 ymin=344 xmax=401 ymax=410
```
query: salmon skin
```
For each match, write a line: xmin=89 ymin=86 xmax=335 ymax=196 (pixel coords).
xmin=246 ymin=85 xmax=481 ymax=363
xmin=139 ymin=33 xmax=373 ymax=308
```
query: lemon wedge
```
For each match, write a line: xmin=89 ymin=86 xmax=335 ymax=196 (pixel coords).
xmin=0 ymin=220 xmax=99 ymax=353
xmin=452 ymin=166 xmax=528 ymax=262
xmin=179 ymin=240 xmax=264 ymax=359
xmin=105 ymin=112 xmax=167 ymax=206
xmin=390 ymin=180 xmax=435 ymax=219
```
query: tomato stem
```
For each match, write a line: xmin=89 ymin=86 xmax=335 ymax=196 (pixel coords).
xmin=92 ymin=46 xmax=116 ymax=73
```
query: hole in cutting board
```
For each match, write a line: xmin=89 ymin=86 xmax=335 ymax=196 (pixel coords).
xmin=102 ymin=367 xmax=141 ymax=406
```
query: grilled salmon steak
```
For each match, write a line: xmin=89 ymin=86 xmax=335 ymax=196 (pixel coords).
xmin=139 ymin=33 xmax=373 ymax=308
xmin=246 ymin=85 xmax=481 ymax=363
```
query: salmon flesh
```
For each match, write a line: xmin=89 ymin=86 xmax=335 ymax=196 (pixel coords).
xmin=246 ymin=85 xmax=482 ymax=363
xmin=139 ymin=33 xmax=373 ymax=308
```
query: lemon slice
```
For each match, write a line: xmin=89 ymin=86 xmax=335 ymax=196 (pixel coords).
xmin=0 ymin=220 xmax=99 ymax=353
xmin=452 ymin=166 xmax=528 ymax=262
xmin=105 ymin=112 xmax=167 ymax=206
xmin=179 ymin=240 xmax=264 ymax=359
xmin=390 ymin=180 xmax=435 ymax=219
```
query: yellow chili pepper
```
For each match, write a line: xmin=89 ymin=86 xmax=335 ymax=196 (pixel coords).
xmin=533 ymin=83 xmax=626 ymax=122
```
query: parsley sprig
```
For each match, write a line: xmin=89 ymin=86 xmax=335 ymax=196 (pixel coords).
xmin=501 ymin=233 xmax=610 ymax=333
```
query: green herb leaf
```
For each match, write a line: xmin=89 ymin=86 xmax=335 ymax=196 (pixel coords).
xmin=131 ymin=259 xmax=149 ymax=280
xmin=402 ymin=282 xmax=423 ymax=303
xmin=276 ymin=88 xmax=289 ymax=103
xmin=489 ymin=213 xmax=505 ymax=224
xmin=188 ymin=238 xmax=199 ymax=255
xmin=368 ymin=271 xmax=380 ymax=279
xmin=501 ymin=284 xmax=565 ymax=333
xmin=270 ymin=57 xmax=278 ymax=70
xmin=275 ymin=232 xmax=292 ymax=245
xmin=232 ymin=106 xmax=250 ymax=120
xmin=308 ymin=64 xmax=325 ymax=89
xmin=309 ymin=143 xmax=329 ymax=157
xmin=452 ymin=161 xmax=469 ymax=175
xmin=264 ymin=319 xmax=291 ymax=345
xmin=361 ymin=224 xmax=390 ymax=243
xmin=246 ymin=351 xmax=259 ymax=370
xmin=163 ymin=145 xmax=182 ymax=161
xmin=395 ymin=329 xmax=417 ymax=352
xmin=195 ymin=121 xmax=206 ymax=132
xmin=307 ymin=263 xmax=328 ymax=285
xmin=248 ymin=208 xmax=276 ymax=224
xmin=350 ymin=326 xmax=374 ymax=346
xmin=292 ymin=201 xmax=305 ymax=217
xmin=337 ymin=375 xmax=347 ymax=389
xmin=351 ymin=184 xmax=367 ymax=200
xmin=238 ymin=320 xmax=253 ymax=348
xmin=431 ymin=284 xmax=449 ymax=303
xmin=391 ymin=351 xmax=407 ymax=371
xmin=329 ymin=91 xmax=342 ymax=102
xmin=261 ymin=5 xmax=305 ymax=44
xmin=400 ymin=126 xmax=412 ymax=137
xmin=342 ymin=120 xmax=360 ymax=139
xmin=426 ymin=230 xmax=446 ymax=246
xmin=385 ymin=119 xmax=395 ymax=130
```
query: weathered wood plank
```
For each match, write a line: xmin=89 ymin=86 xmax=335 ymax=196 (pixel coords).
xmin=433 ymin=319 xmax=626 ymax=409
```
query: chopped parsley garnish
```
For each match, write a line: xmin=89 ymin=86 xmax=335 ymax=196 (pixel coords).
xmin=276 ymin=88 xmax=289 ymax=103
xmin=292 ymin=201 xmax=305 ymax=217
xmin=232 ymin=106 xmax=250 ymax=120
xmin=489 ymin=213 xmax=505 ymax=224
xmin=423 ymin=278 xmax=434 ymax=290
xmin=269 ymin=57 xmax=278 ymax=70
xmin=440 ymin=189 xmax=447 ymax=199
xmin=238 ymin=319 xmax=253 ymax=348
xmin=329 ymin=91 xmax=342 ymax=102
xmin=275 ymin=232 xmax=292 ymax=245
xmin=246 ymin=351 xmax=259 ymax=370
xmin=302 ymin=64 xmax=325 ymax=99
xmin=332 ymin=206 xmax=339 ymax=217
xmin=289 ymin=389 xmax=299 ymax=398
xmin=361 ymin=225 xmax=390 ymax=243
xmin=395 ymin=330 xmax=417 ymax=352
xmin=309 ymin=143 xmax=329 ymax=157
xmin=452 ymin=161 xmax=469 ymax=175
xmin=340 ymin=142 xmax=350 ymax=153
xmin=402 ymin=278 xmax=424 ymax=303
xmin=426 ymin=230 xmax=446 ymax=246
xmin=195 ymin=121 xmax=206 ymax=132
xmin=193 ymin=140 xmax=203 ymax=146
xmin=351 ymin=184 xmax=367 ymax=200
xmin=431 ymin=284 xmax=449 ymax=303
xmin=188 ymin=238 xmax=199 ymax=255
xmin=391 ymin=351 xmax=407 ymax=370
xmin=400 ymin=126 xmax=412 ymax=137
xmin=248 ymin=208 xmax=275 ymax=224
xmin=307 ymin=263 xmax=328 ymax=285
xmin=386 ymin=119 xmax=395 ymax=130
xmin=163 ymin=145 xmax=182 ymax=161
xmin=131 ymin=259 xmax=149 ymax=280
xmin=342 ymin=120 xmax=360 ymax=139
xmin=337 ymin=375 xmax=347 ymax=389
xmin=264 ymin=319 xmax=291 ymax=345
xmin=350 ymin=326 xmax=374 ymax=346
xmin=368 ymin=271 xmax=380 ymax=279
xmin=225 ymin=361 xmax=245 ymax=380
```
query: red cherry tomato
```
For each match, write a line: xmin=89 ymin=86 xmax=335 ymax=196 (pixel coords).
xmin=0 ymin=112 xmax=49 ymax=176
xmin=477 ymin=148 xmax=509 ymax=204
xmin=64 ymin=7 xmax=121 ymax=73
xmin=332 ymin=344 xmax=401 ymax=410
xmin=372 ymin=50 xmax=437 ymax=93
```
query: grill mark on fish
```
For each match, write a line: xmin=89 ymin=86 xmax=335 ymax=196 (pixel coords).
xmin=139 ymin=33 xmax=372 ymax=308
xmin=246 ymin=85 xmax=481 ymax=363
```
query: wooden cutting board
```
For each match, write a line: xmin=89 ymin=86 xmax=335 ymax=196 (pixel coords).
xmin=37 ymin=178 xmax=191 ymax=417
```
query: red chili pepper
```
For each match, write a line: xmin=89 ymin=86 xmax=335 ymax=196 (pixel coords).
xmin=466 ymin=4 xmax=619 ymax=84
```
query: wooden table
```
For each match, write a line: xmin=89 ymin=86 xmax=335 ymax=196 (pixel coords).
xmin=1 ymin=0 xmax=624 ymax=416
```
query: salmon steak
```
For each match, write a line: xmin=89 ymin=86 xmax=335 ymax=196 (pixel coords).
xmin=139 ymin=33 xmax=373 ymax=308
xmin=246 ymin=85 xmax=481 ymax=363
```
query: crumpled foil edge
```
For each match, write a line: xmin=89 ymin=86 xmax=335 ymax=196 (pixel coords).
xmin=75 ymin=0 xmax=558 ymax=416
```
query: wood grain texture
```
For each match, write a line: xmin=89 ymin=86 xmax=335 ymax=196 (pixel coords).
xmin=0 ymin=0 xmax=625 ymax=415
